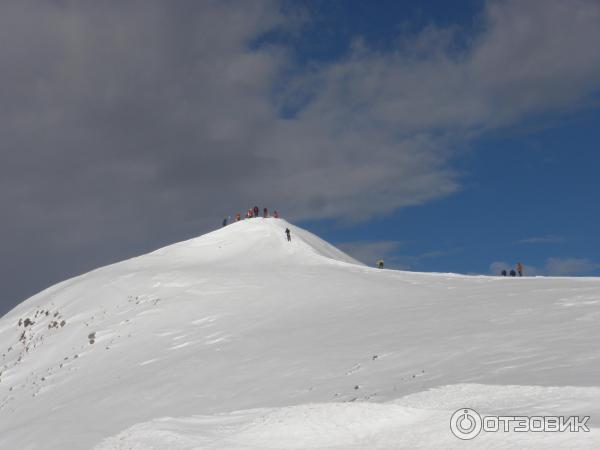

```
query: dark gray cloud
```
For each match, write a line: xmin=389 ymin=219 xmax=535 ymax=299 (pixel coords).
xmin=1 ymin=0 xmax=600 ymax=314
xmin=0 ymin=0 xmax=286 ymax=314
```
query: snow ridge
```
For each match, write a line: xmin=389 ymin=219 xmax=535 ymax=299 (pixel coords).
xmin=1 ymin=219 xmax=600 ymax=449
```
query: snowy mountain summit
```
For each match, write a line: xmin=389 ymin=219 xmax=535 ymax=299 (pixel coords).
xmin=1 ymin=218 xmax=600 ymax=449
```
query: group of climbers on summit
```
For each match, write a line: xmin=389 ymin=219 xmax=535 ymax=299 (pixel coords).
xmin=222 ymin=206 xmax=279 ymax=227
xmin=244 ymin=206 xmax=279 ymax=219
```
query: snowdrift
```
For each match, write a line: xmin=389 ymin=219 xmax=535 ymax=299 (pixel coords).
xmin=1 ymin=218 xmax=599 ymax=449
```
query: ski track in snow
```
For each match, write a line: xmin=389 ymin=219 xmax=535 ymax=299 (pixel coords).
xmin=1 ymin=218 xmax=599 ymax=449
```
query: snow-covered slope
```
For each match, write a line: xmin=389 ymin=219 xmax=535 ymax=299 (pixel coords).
xmin=1 ymin=218 xmax=599 ymax=449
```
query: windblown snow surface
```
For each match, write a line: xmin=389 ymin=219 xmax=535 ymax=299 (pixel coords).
xmin=1 ymin=218 xmax=599 ymax=449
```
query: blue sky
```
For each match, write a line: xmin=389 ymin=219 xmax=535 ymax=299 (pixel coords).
xmin=308 ymin=105 xmax=600 ymax=275
xmin=2 ymin=0 xmax=600 ymax=315
xmin=288 ymin=0 xmax=600 ymax=276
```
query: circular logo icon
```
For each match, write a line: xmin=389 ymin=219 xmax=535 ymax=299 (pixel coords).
xmin=450 ymin=408 xmax=482 ymax=440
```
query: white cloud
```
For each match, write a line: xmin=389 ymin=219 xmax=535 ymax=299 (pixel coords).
xmin=546 ymin=258 xmax=599 ymax=276
xmin=490 ymin=261 xmax=511 ymax=275
xmin=515 ymin=236 xmax=565 ymax=245
xmin=337 ymin=241 xmax=402 ymax=267
xmin=338 ymin=241 xmax=452 ymax=269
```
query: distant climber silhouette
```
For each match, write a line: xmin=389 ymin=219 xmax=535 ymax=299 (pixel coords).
xmin=285 ymin=228 xmax=291 ymax=242
xmin=516 ymin=262 xmax=523 ymax=277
